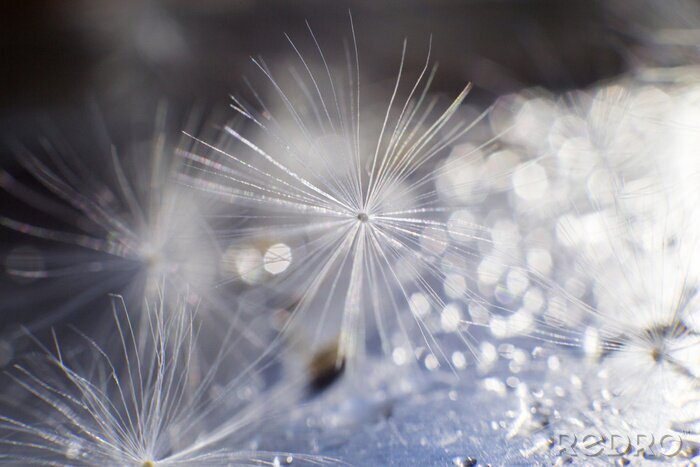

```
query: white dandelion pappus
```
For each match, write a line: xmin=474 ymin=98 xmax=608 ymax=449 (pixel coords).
xmin=0 ymin=104 xmax=219 ymax=332
xmin=486 ymin=80 xmax=700 ymax=454
xmin=179 ymin=17 xmax=510 ymax=369
xmin=482 ymin=80 xmax=686 ymax=343
xmin=540 ymin=179 xmax=700 ymax=449
xmin=0 ymin=292 xmax=336 ymax=466
xmin=537 ymin=82 xmax=700 ymax=369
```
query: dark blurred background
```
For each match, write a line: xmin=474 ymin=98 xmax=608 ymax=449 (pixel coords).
xmin=1 ymin=0 xmax=630 ymax=114
xmin=6 ymin=0 xmax=700 ymax=116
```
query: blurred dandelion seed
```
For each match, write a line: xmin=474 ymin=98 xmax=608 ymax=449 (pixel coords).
xmin=0 ymin=105 xmax=219 ymax=333
xmin=0 ymin=292 xmax=333 ymax=466
xmin=536 ymin=178 xmax=700 ymax=448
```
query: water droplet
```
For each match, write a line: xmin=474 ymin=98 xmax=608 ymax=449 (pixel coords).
xmin=424 ymin=353 xmax=439 ymax=371
xmin=452 ymin=456 xmax=477 ymax=467
xmin=64 ymin=442 xmax=82 ymax=460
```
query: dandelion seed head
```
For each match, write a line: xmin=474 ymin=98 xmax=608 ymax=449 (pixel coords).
xmin=0 ymin=110 xmax=223 ymax=333
xmin=0 ymin=292 xmax=319 ymax=466
xmin=180 ymin=20 xmax=511 ymax=366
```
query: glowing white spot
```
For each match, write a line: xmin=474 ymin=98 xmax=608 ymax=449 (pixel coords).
xmin=522 ymin=287 xmax=544 ymax=312
xmin=583 ymin=326 xmax=601 ymax=359
xmin=437 ymin=144 xmax=486 ymax=203
xmin=424 ymin=353 xmax=439 ymax=371
xmin=512 ymin=162 xmax=549 ymax=201
xmin=468 ymin=302 xmax=490 ymax=325
xmin=509 ymin=310 xmax=534 ymax=336
xmin=480 ymin=341 xmax=498 ymax=369
xmin=452 ymin=351 xmax=467 ymax=369
xmin=491 ymin=219 xmax=520 ymax=250
xmin=508 ymin=360 xmax=523 ymax=373
xmin=506 ymin=268 xmax=529 ymax=296
xmin=490 ymin=315 xmax=508 ymax=339
xmin=483 ymin=377 xmax=506 ymax=396
xmin=420 ymin=226 xmax=448 ymax=256
xmin=447 ymin=209 xmax=476 ymax=242
xmin=547 ymin=355 xmax=561 ymax=371
xmin=441 ymin=303 xmax=463 ymax=333
xmin=506 ymin=376 xmax=520 ymax=388
xmin=478 ymin=255 xmax=505 ymax=285
xmin=526 ymin=248 xmax=552 ymax=276
xmin=392 ymin=347 xmax=408 ymax=366
xmin=65 ymin=442 xmax=82 ymax=460
xmin=486 ymin=149 xmax=520 ymax=190
xmin=512 ymin=349 xmax=528 ymax=366
xmin=222 ymin=246 xmax=264 ymax=284
xmin=263 ymin=243 xmax=292 ymax=275
xmin=409 ymin=293 xmax=430 ymax=317
xmin=512 ymin=97 xmax=556 ymax=146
